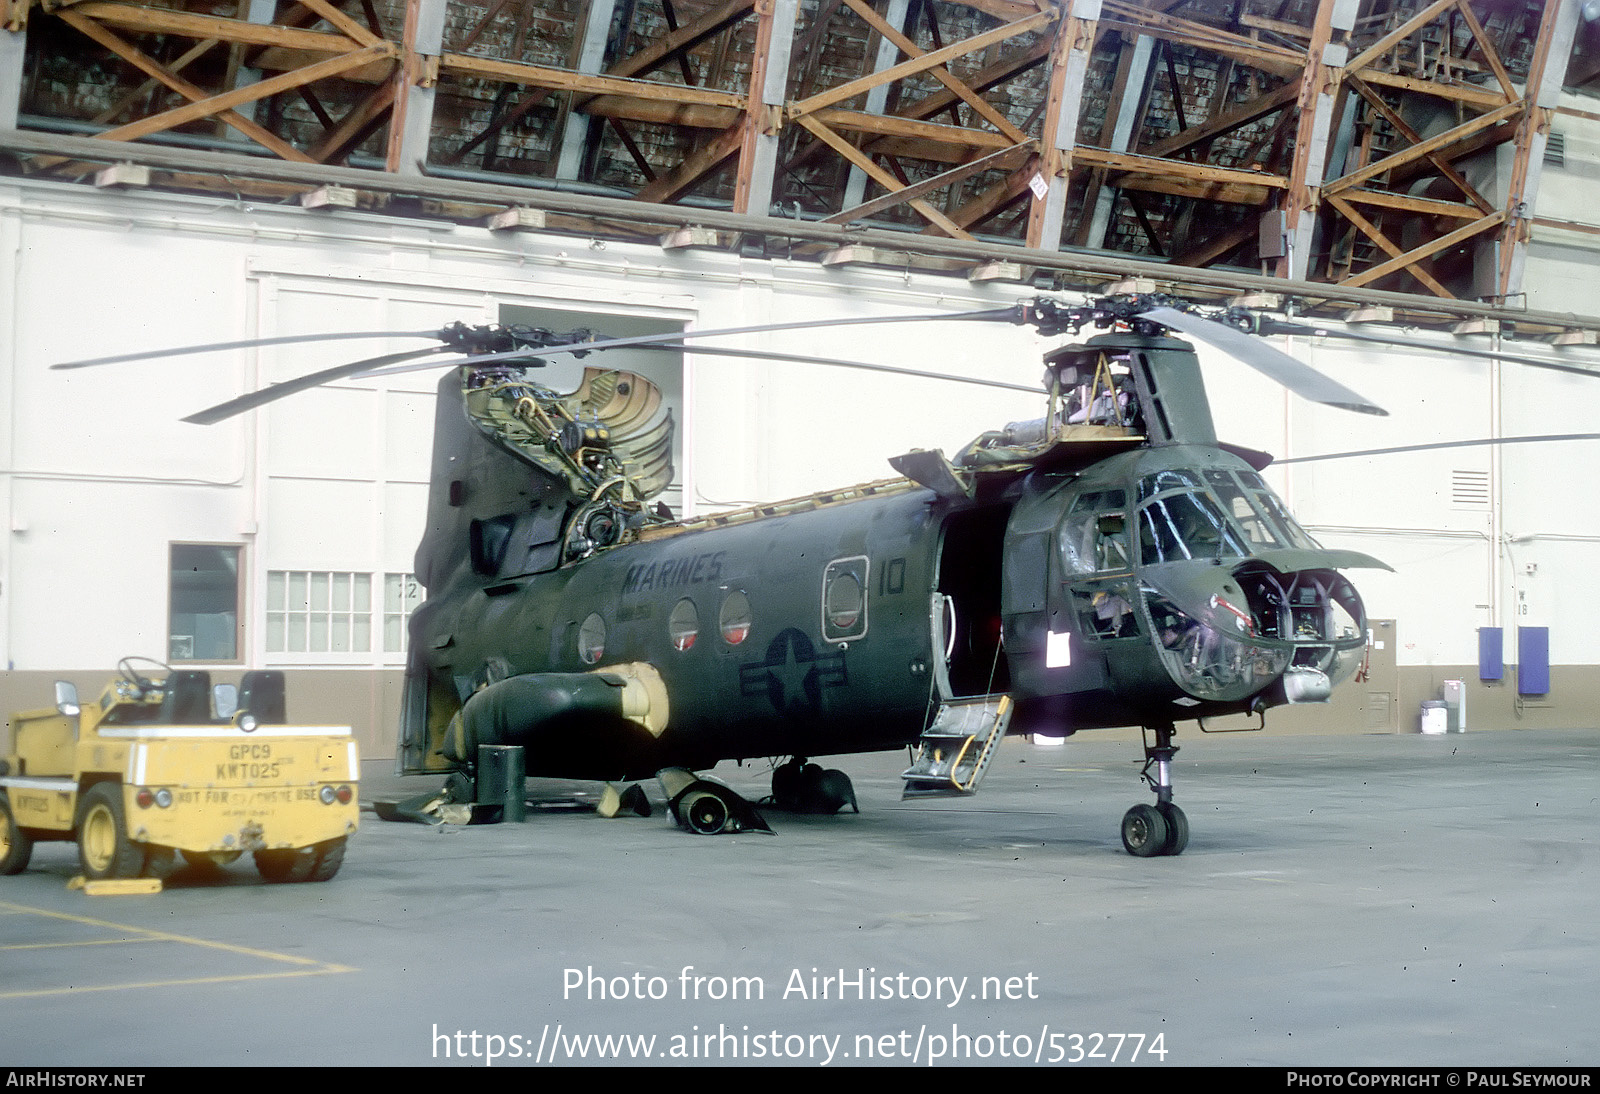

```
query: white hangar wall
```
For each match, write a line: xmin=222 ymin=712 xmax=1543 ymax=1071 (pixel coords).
xmin=2 ymin=171 xmax=1599 ymax=749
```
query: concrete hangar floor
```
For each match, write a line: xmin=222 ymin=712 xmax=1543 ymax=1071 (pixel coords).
xmin=0 ymin=727 xmax=1594 ymax=1068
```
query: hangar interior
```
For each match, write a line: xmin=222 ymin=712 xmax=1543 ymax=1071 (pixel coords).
xmin=3 ymin=0 xmax=1600 ymax=751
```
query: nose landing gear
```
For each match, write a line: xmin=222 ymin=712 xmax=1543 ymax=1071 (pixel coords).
xmin=1121 ymin=723 xmax=1188 ymax=857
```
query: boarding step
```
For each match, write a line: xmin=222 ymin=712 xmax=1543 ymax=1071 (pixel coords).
xmin=901 ymin=694 xmax=1013 ymax=798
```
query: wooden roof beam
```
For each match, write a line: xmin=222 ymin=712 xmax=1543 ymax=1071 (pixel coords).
xmin=633 ymin=120 xmax=745 ymax=204
xmin=440 ymin=54 xmax=745 ymax=110
xmin=1274 ymin=0 xmax=1342 ymax=280
xmin=794 ymin=114 xmax=974 ymax=239
xmin=838 ymin=0 xmax=1029 ymax=144
xmin=824 ymin=143 xmax=1032 ymax=225
xmin=1341 ymin=208 xmax=1506 ymax=290
xmin=1497 ymin=0 xmax=1583 ymax=298
xmin=1140 ymin=80 xmax=1298 ymax=161
xmin=731 ymin=0 xmax=796 ymax=215
xmin=890 ymin=38 xmax=1051 ymax=123
xmin=790 ymin=8 xmax=1056 ymax=119
xmin=1344 ymin=75 xmax=1495 ymax=213
xmin=604 ymin=0 xmax=754 ymax=83
xmin=1026 ymin=0 xmax=1095 ymax=250
xmin=56 ymin=9 xmax=321 ymax=161
xmin=1322 ymin=101 xmax=1523 ymax=197
xmin=64 ymin=3 xmax=367 ymax=54
xmin=1325 ymin=194 xmax=1456 ymax=298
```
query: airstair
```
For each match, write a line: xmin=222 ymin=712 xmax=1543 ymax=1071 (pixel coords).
xmin=901 ymin=694 xmax=1014 ymax=798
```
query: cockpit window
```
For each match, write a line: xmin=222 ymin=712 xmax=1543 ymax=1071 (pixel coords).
xmin=1136 ymin=469 xmax=1203 ymax=503
xmin=1058 ymin=490 xmax=1128 ymax=575
xmin=1139 ymin=490 xmax=1249 ymax=564
xmin=1253 ymin=490 xmax=1322 ymax=550
xmin=1203 ymin=469 xmax=1282 ymax=548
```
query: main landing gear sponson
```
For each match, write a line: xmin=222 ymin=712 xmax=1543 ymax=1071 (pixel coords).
xmin=1120 ymin=723 xmax=1188 ymax=857
xmin=769 ymin=757 xmax=859 ymax=815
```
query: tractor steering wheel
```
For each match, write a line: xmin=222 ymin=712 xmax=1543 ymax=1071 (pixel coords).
xmin=117 ymin=656 xmax=171 ymax=697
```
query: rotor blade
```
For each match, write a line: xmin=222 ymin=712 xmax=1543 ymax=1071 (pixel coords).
xmin=181 ymin=346 xmax=455 ymax=425
xmin=356 ymin=306 xmax=1022 ymax=375
xmin=174 ymin=306 xmax=1028 ymax=422
xmin=1139 ymin=307 xmax=1388 ymax=416
xmin=352 ymin=339 xmax=1044 ymax=394
xmin=635 ymin=342 xmax=1042 ymax=394
xmin=1259 ymin=319 xmax=1600 ymax=379
xmin=54 ymin=330 xmax=444 ymax=370
xmin=1277 ymin=433 xmax=1600 ymax=464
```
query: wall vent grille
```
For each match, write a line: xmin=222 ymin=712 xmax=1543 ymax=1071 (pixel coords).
xmin=1451 ymin=469 xmax=1491 ymax=508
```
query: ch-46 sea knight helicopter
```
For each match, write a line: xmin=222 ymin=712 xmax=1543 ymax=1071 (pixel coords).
xmin=59 ymin=294 xmax=1400 ymax=856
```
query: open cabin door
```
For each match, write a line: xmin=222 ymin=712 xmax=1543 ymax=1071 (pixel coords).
xmin=903 ymin=506 xmax=1015 ymax=798
xmin=931 ymin=506 xmax=1012 ymax=699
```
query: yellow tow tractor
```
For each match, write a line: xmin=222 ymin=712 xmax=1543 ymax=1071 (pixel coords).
xmin=0 ymin=658 xmax=359 ymax=884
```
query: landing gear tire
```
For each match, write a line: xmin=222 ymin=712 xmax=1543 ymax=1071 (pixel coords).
xmin=770 ymin=757 xmax=859 ymax=815
xmin=0 ymin=794 xmax=33 ymax=875
xmin=77 ymin=784 xmax=146 ymax=880
xmin=1157 ymin=802 xmax=1189 ymax=856
xmin=1120 ymin=803 xmax=1169 ymax=858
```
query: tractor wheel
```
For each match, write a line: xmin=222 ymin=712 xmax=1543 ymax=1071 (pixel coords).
xmin=77 ymin=784 xmax=145 ymax=880
xmin=308 ymin=838 xmax=347 ymax=882
xmin=254 ymin=848 xmax=313 ymax=883
xmin=0 ymin=794 xmax=33 ymax=876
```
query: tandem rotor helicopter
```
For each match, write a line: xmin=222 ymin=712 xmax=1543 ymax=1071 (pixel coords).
xmin=60 ymin=293 xmax=1439 ymax=856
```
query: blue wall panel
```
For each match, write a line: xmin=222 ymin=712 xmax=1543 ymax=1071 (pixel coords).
xmin=1478 ymin=627 xmax=1503 ymax=681
xmin=1517 ymin=627 xmax=1550 ymax=696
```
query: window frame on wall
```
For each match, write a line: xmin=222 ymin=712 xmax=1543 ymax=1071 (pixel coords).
xmin=265 ymin=570 xmax=375 ymax=656
xmin=168 ymin=543 xmax=244 ymax=664
xmin=262 ymin=568 xmax=422 ymax=664
xmin=382 ymin=572 xmax=424 ymax=654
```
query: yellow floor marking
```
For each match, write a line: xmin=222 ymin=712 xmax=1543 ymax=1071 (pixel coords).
xmin=1 ymin=968 xmax=355 ymax=1001
xmin=1 ymin=936 xmax=167 ymax=951
xmin=0 ymin=900 xmax=356 ymax=998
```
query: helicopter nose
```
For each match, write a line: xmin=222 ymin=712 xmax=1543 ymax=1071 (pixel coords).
xmin=1144 ymin=584 xmax=1292 ymax=705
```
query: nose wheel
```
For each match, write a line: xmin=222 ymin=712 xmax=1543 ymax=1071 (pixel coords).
xmin=1121 ymin=724 xmax=1188 ymax=857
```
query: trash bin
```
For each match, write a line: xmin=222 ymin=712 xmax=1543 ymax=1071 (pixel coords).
xmin=1419 ymin=700 xmax=1447 ymax=735
xmin=1441 ymin=680 xmax=1466 ymax=733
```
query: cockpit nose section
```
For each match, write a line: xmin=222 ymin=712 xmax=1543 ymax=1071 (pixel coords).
xmin=1141 ymin=560 xmax=1370 ymax=706
xmin=1141 ymin=564 xmax=1292 ymax=704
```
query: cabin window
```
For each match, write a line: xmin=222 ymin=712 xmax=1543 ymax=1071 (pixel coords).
xmin=822 ymin=557 xmax=869 ymax=641
xmin=578 ymin=612 xmax=607 ymax=664
xmin=669 ymin=598 xmax=699 ymax=651
xmin=1072 ymin=583 xmax=1139 ymax=639
xmin=1057 ymin=490 xmax=1128 ymax=575
xmin=719 ymin=590 xmax=752 ymax=645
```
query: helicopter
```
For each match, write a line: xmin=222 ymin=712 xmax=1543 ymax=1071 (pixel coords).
xmin=57 ymin=294 xmax=1400 ymax=856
